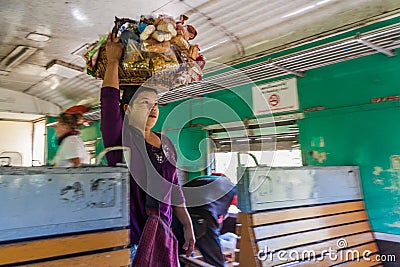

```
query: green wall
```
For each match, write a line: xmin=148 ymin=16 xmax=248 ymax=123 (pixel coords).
xmin=299 ymin=101 xmax=400 ymax=234
xmin=296 ymin=51 xmax=400 ymax=235
xmin=155 ymin=19 xmax=400 ymax=235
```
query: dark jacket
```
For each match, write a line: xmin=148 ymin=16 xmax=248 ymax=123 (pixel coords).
xmin=182 ymin=175 xmax=236 ymax=225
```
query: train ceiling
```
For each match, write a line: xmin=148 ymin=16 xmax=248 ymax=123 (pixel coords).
xmin=0 ymin=0 xmax=399 ymax=117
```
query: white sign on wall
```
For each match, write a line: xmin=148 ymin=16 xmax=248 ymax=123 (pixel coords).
xmin=252 ymin=77 xmax=299 ymax=115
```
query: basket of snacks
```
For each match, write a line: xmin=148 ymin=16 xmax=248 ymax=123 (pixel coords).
xmin=84 ymin=14 xmax=205 ymax=91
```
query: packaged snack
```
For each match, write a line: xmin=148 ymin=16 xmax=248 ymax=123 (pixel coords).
xmin=124 ymin=39 xmax=145 ymax=63
xmin=196 ymin=53 xmax=206 ymax=69
xmin=85 ymin=36 xmax=107 ymax=60
xmin=187 ymin=61 xmax=203 ymax=82
xmin=142 ymin=39 xmax=171 ymax=53
xmin=157 ymin=23 xmax=177 ymax=36
xmin=138 ymin=22 xmax=146 ymax=33
xmin=151 ymin=31 xmax=165 ymax=42
xmin=188 ymin=44 xmax=199 ymax=60
xmin=121 ymin=30 xmax=139 ymax=47
xmin=140 ymin=25 xmax=156 ymax=40
xmin=186 ymin=25 xmax=197 ymax=40
xmin=171 ymin=35 xmax=190 ymax=50
xmin=91 ymin=48 xmax=100 ymax=67
xmin=140 ymin=14 xmax=155 ymax=25
xmin=112 ymin=17 xmax=137 ymax=38
xmin=154 ymin=14 xmax=175 ymax=25
xmin=151 ymin=50 xmax=179 ymax=72
xmin=176 ymin=23 xmax=190 ymax=40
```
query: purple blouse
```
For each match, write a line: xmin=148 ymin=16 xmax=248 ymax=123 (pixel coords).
xmin=100 ymin=86 xmax=185 ymax=245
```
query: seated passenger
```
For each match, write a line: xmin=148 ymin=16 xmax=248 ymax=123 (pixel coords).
xmin=173 ymin=173 xmax=236 ymax=267
xmin=52 ymin=112 xmax=90 ymax=167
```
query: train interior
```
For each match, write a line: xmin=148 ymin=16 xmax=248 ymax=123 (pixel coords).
xmin=0 ymin=0 xmax=399 ymax=266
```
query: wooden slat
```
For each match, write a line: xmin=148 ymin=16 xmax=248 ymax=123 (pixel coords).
xmin=236 ymin=213 xmax=259 ymax=267
xmin=267 ymin=232 xmax=377 ymax=266
xmin=257 ymin=221 xmax=371 ymax=252
xmin=290 ymin=242 xmax=379 ymax=267
xmin=236 ymin=201 xmax=381 ymax=267
xmin=0 ymin=229 xmax=129 ymax=265
xmin=21 ymin=249 xmax=130 ymax=267
xmin=179 ymin=255 xmax=214 ymax=267
xmin=254 ymin=211 xmax=367 ymax=239
xmin=252 ymin=201 xmax=365 ymax=226
xmin=334 ymin=253 xmax=381 ymax=267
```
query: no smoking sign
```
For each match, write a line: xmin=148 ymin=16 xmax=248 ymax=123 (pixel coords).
xmin=269 ymin=93 xmax=280 ymax=106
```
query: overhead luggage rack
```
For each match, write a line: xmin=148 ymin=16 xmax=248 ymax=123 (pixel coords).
xmin=158 ymin=23 xmax=400 ymax=104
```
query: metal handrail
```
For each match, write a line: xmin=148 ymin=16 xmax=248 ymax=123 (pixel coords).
xmin=95 ymin=146 xmax=130 ymax=166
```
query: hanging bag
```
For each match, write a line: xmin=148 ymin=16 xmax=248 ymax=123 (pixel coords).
xmin=132 ymin=197 xmax=179 ymax=267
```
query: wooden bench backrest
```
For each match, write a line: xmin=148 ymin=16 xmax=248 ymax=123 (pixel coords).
xmin=0 ymin=229 xmax=130 ymax=267
xmin=236 ymin=200 xmax=382 ymax=267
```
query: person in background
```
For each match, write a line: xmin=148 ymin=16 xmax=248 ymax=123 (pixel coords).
xmin=52 ymin=112 xmax=90 ymax=167
xmin=100 ymin=33 xmax=195 ymax=266
xmin=173 ymin=173 xmax=236 ymax=267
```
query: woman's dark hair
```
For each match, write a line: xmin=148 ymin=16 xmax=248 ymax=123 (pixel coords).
xmin=120 ymin=85 xmax=158 ymax=106
xmin=58 ymin=112 xmax=83 ymax=130
xmin=120 ymin=85 xmax=158 ymax=118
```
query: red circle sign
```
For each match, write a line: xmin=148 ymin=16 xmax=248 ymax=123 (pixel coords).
xmin=269 ymin=94 xmax=280 ymax=106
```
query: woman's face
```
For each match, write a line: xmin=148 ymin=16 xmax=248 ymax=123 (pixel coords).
xmin=146 ymin=102 xmax=159 ymax=129
xmin=127 ymin=90 xmax=159 ymax=130
xmin=54 ymin=118 xmax=72 ymax=138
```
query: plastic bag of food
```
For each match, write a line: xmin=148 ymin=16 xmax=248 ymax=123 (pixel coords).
xmin=150 ymin=50 xmax=179 ymax=72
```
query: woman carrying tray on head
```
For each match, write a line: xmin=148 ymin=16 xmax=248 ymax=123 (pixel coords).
xmin=100 ymin=33 xmax=195 ymax=266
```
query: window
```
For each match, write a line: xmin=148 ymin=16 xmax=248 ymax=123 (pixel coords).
xmin=206 ymin=113 xmax=304 ymax=183
xmin=213 ymin=150 xmax=302 ymax=183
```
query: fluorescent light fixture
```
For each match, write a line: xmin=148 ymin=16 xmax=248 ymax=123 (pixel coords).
xmin=235 ymin=139 xmax=250 ymax=142
xmin=316 ymin=0 xmax=333 ymax=5
xmin=219 ymin=140 xmax=232 ymax=143
xmin=26 ymin=32 xmax=50 ymax=42
xmin=255 ymin=137 xmax=272 ymax=141
xmin=282 ymin=5 xmax=316 ymax=18
xmin=277 ymin=135 xmax=297 ymax=139
xmin=46 ymin=59 xmax=85 ymax=78
xmin=0 ymin=46 xmax=37 ymax=71
xmin=201 ymin=39 xmax=230 ymax=53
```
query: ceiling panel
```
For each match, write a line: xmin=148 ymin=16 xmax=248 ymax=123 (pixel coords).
xmin=0 ymin=0 xmax=399 ymax=113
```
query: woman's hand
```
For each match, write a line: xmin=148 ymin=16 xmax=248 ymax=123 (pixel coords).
xmin=173 ymin=205 xmax=196 ymax=257
xmin=105 ymin=33 xmax=124 ymax=64
xmin=182 ymin=223 xmax=196 ymax=257
xmin=102 ymin=33 xmax=124 ymax=88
